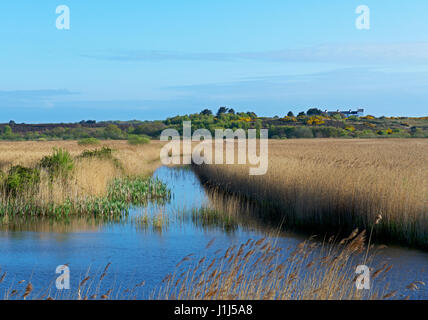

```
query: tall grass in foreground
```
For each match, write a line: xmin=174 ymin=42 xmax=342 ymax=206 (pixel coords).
xmin=155 ymin=231 xmax=394 ymax=300
xmin=193 ymin=139 xmax=428 ymax=248
xmin=2 ymin=229 xmax=423 ymax=300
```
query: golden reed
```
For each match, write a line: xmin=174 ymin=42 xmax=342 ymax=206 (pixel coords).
xmin=193 ymin=139 xmax=428 ymax=248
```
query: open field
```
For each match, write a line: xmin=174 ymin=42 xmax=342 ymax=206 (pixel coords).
xmin=194 ymin=139 xmax=428 ymax=248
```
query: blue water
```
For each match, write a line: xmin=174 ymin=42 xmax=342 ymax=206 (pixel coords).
xmin=0 ymin=166 xmax=427 ymax=299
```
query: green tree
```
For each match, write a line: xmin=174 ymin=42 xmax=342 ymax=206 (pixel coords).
xmin=200 ymin=109 xmax=213 ymax=116
xmin=3 ymin=125 xmax=12 ymax=135
xmin=307 ymin=108 xmax=323 ymax=116
xmin=134 ymin=122 xmax=166 ymax=137
xmin=104 ymin=124 xmax=123 ymax=139
xmin=217 ymin=107 xmax=228 ymax=116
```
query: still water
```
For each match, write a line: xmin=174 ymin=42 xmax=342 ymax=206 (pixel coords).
xmin=0 ymin=166 xmax=427 ymax=299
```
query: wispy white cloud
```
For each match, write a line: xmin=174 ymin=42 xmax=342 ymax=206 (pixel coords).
xmin=81 ymin=50 xmax=234 ymax=62
xmin=159 ymin=67 xmax=428 ymax=116
xmin=164 ymin=67 xmax=428 ymax=96
xmin=81 ymin=42 xmax=428 ymax=64
xmin=0 ymin=89 xmax=77 ymax=99
xmin=0 ymin=89 xmax=78 ymax=109
xmin=2 ymin=67 xmax=428 ymax=121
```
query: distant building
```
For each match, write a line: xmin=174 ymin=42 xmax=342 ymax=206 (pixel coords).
xmin=325 ymin=109 xmax=364 ymax=117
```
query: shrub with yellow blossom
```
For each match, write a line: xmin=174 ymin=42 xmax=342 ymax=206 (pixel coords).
xmin=282 ymin=116 xmax=298 ymax=122
xmin=306 ymin=116 xmax=325 ymax=125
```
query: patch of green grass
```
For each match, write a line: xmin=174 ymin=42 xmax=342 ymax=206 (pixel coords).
xmin=78 ymin=138 xmax=101 ymax=146
xmin=39 ymin=148 xmax=74 ymax=180
xmin=108 ymin=177 xmax=171 ymax=205
xmin=79 ymin=146 xmax=113 ymax=159
xmin=127 ymin=135 xmax=150 ymax=145
xmin=3 ymin=165 xmax=40 ymax=197
xmin=78 ymin=147 xmax=123 ymax=170
xmin=0 ymin=197 xmax=129 ymax=220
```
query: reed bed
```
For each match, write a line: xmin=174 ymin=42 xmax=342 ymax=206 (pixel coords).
xmin=155 ymin=230 xmax=392 ymax=300
xmin=0 ymin=262 xmax=146 ymax=300
xmin=108 ymin=177 xmax=171 ymax=205
xmin=193 ymin=139 xmax=428 ymax=248
xmin=0 ymin=141 xmax=168 ymax=219
xmin=0 ymin=140 xmax=164 ymax=180
xmin=132 ymin=208 xmax=169 ymax=232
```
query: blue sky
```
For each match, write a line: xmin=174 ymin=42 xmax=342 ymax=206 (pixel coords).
xmin=1 ymin=0 xmax=428 ymax=122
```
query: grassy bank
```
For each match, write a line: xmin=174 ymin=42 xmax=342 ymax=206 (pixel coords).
xmin=193 ymin=139 xmax=428 ymax=249
xmin=0 ymin=141 xmax=169 ymax=220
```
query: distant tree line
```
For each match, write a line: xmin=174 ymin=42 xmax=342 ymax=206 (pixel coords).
xmin=0 ymin=107 xmax=427 ymax=140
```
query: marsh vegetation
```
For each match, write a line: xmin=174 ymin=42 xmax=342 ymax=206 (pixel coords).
xmin=0 ymin=140 xmax=427 ymax=300
xmin=194 ymin=139 xmax=428 ymax=249
xmin=0 ymin=141 xmax=169 ymax=220
xmin=1 ymin=230 xmax=425 ymax=300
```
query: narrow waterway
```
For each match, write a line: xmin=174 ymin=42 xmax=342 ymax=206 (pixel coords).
xmin=0 ymin=166 xmax=427 ymax=299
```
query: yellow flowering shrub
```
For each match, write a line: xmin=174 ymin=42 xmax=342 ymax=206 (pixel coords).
xmin=282 ymin=116 xmax=297 ymax=122
xmin=306 ymin=116 xmax=325 ymax=125
xmin=238 ymin=117 xmax=253 ymax=122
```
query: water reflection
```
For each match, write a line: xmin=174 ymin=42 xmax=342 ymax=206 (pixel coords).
xmin=0 ymin=166 xmax=427 ymax=299
xmin=0 ymin=216 xmax=103 ymax=234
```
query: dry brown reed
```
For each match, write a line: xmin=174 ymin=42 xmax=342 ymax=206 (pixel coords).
xmin=154 ymin=230 xmax=400 ymax=300
xmin=0 ymin=140 xmax=164 ymax=212
xmin=1 ymin=231 xmax=424 ymax=300
xmin=193 ymin=139 xmax=428 ymax=248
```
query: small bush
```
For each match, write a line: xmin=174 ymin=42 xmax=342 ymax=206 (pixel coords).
xmin=4 ymin=165 xmax=40 ymax=196
xmin=39 ymin=148 xmax=74 ymax=179
xmin=356 ymin=130 xmax=377 ymax=138
xmin=289 ymin=127 xmax=314 ymax=139
xmin=79 ymin=147 xmax=123 ymax=170
xmin=411 ymin=128 xmax=426 ymax=138
xmin=78 ymin=138 xmax=100 ymax=146
xmin=79 ymin=147 xmax=113 ymax=159
xmin=128 ymin=135 xmax=150 ymax=145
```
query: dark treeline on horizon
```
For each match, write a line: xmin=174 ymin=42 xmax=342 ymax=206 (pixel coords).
xmin=1 ymin=107 xmax=427 ymax=141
